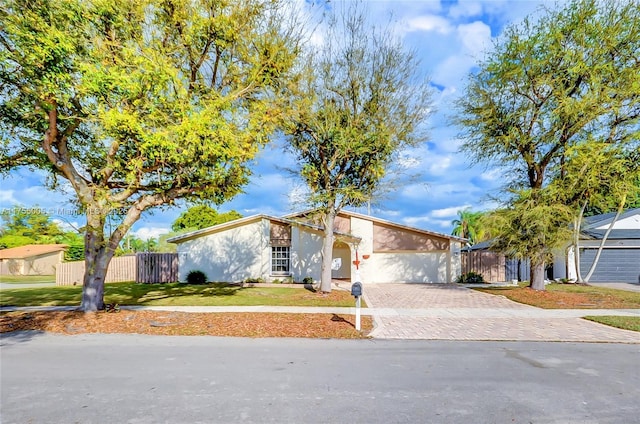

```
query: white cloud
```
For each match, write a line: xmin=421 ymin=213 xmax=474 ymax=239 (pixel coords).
xmin=431 ymin=205 xmax=471 ymax=219
xmin=400 ymin=183 xmax=430 ymax=200
xmin=457 ymin=21 xmax=492 ymax=58
xmin=449 ymin=2 xmax=483 ymax=19
xmin=406 ymin=15 xmax=453 ymax=34
xmin=133 ymin=226 xmax=170 ymax=241
xmin=480 ymin=168 xmax=504 ymax=182
xmin=0 ymin=189 xmax=18 ymax=205
xmin=428 ymin=155 xmax=452 ymax=175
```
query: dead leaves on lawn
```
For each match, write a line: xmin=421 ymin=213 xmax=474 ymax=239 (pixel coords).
xmin=0 ymin=310 xmax=373 ymax=339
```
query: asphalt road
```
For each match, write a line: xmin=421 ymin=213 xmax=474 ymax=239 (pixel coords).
xmin=1 ymin=332 xmax=639 ymax=424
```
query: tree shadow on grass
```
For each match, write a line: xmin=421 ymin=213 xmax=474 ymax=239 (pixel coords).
xmin=106 ymin=282 xmax=242 ymax=305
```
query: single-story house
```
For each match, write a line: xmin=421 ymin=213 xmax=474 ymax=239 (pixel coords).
xmin=558 ymin=208 xmax=640 ymax=284
xmin=168 ymin=210 xmax=466 ymax=284
xmin=0 ymin=244 xmax=68 ymax=276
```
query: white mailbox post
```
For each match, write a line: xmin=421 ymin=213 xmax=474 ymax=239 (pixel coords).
xmin=351 ymin=281 xmax=363 ymax=331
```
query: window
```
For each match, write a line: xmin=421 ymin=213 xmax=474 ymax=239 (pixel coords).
xmin=271 ymin=246 xmax=290 ymax=275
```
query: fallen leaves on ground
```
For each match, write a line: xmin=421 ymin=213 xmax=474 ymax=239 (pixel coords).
xmin=0 ymin=310 xmax=373 ymax=339
xmin=477 ymin=286 xmax=639 ymax=309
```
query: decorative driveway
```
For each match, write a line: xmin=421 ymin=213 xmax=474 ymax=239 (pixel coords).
xmin=363 ymin=283 xmax=640 ymax=343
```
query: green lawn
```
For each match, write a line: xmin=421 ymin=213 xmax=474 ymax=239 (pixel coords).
xmin=0 ymin=275 xmax=56 ymax=284
xmin=0 ymin=282 xmax=362 ymax=308
xmin=584 ymin=316 xmax=640 ymax=332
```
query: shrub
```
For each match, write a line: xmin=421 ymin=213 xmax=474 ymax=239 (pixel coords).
xmin=302 ymin=276 xmax=314 ymax=285
xmin=186 ymin=270 xmax=208 ymax=285
xmin=456 ymin=271 xmax=485 ymax=284
xmin=243 ymin=277 xmax=265 ymax=284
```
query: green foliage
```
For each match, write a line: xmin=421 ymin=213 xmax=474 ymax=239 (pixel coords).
xmin=455 ymin=0 xmax=640 ymax=288
xmin=456 ymin=272 xmax=485 ymax=284
xmin=186 ymin=270 xmax=208 ymax=285
xmin=0 ymin=234 xmax=37 ymax=249
xmin=484 ymin=190 xmax=573 ymax=264
xmin=64 ymin=244 xmax=85 ymax=261
xmin=0 ymin=207 xmax=83 ymax=251
xmin=243 ymin=277 xmax=266 ymax=285
xmin=172 ymin=205 xmax=242 ymax=232
xmin=451 ymin=209 xmax=486 ymax=244
xmin=283 ymin=4 xmax=432 ymax=212
xmin=0 ymin=0 xmax=303 ymax=310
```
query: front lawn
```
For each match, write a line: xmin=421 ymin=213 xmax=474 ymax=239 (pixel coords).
xmin=0 ymin=275 xmax=55 ymax=284
xmin=475 ymin=283 xmax=640 ymax=309
xmin=0 ymin=282 xmax=363 ymax=308
xmin=583 ymin=316 xmax=640 ymax=332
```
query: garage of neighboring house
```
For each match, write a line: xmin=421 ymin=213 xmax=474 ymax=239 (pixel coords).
xmin=564 ymin=208 xmax=640 ymax=284
xmin=0 ymin=244 xmax=68 ymax=276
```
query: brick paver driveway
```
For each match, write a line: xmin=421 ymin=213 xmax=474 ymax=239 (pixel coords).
xmin=363 ymin=283 xmax=640 ymax=343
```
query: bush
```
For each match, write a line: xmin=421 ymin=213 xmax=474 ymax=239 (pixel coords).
xmin=456 ymin=271 xmax=485 ymax=284
xmin=243 ymin=277 xmax=265 ymax=285
xmin=186 ymin=270 xmax=208 ymax=285
xmin=302 ymin=276 xmax=314 ymax=285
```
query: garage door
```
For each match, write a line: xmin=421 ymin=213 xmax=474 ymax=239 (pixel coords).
xmin=579 ymin=248 xmax=640 ymax=284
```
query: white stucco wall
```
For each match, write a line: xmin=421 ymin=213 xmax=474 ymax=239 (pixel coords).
xmin=369 ymin=252 xmax=449 ymax=283
xmin=349 ymin=217 xmax=373 ymax=282
xmin=290 ymin=226 xmax=324 ymax=282
xmin=176 ymin=220 xmax=270 ymax=283
xmin=449 ymin=242 xmax=462 ymax=282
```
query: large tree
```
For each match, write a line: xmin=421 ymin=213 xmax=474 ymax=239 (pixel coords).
xmin=282 ymin=4 xmax=432 ymax=292
xmin=171 ymin=205 xmax=242 ymax=232
xmin=455 ymin=0 xmax=640 ymax=290
xmin=0 ymin=0 xmax=302 ymax=310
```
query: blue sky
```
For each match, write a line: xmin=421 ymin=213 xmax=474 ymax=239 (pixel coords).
xmin=0 ymin=0 xmax=551 ymax=241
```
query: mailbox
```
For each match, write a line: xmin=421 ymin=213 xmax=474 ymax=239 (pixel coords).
xmin=351 ymin=281 xmax=363 ymax=297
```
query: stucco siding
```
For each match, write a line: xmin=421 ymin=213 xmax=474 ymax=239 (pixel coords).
xmin=0 ymin=251 xmax=63 ymax=276
xmin=373 ymin=223 xmax=448 ymax=251
xmin=176 ymin=220 xmax=268 ymax=283
xmin=290 ymin=227 xmax=323 ymax=282
xmin=369 ymin=252 xmax=449 ymax=283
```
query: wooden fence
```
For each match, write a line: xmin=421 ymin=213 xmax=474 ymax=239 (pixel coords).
xmin=461 ymin=250 xmax=506 ymax=282
xmin=136 ymin=253 xmax=179 ymax=284
xmin=56 ymin=253 xmax=178 ymax=286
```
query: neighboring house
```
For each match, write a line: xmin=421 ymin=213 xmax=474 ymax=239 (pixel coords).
xmin=0 ymin=244 xmax=68 ymax=276
xmin=558 ymin=208 xmax=640 ymax=284
xmin=168 ymin=210 xmax=466 ymax=284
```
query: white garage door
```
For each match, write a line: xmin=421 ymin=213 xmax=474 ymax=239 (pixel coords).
xmin=370 ymin=252 xmax=448 ymax=283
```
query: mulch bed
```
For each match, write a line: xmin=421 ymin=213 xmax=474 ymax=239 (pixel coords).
xmin=478 ymin=286 xmax=639 ymax=309
xmin=0 ymin=310 xmax=373 ymax=339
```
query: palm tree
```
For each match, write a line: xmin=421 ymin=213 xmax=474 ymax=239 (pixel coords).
xmin=451 ymin=209 xmax=485 ymax=244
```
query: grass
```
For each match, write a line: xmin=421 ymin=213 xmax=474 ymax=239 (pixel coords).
xmin=583 ymin=316 xmax=640 ymax=332
xmin=475 ymin=283 xmax=640 ymax=309
xmin=0 ymin=282 xmax=364 ymax=308
xmin=0 ymin=275 xmax=55 ymax=284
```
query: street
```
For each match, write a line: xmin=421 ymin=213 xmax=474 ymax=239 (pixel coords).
xmin=1 ymin=332 xmax=639 ymax=423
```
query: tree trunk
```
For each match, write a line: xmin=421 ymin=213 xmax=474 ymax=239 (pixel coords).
xmin=80 ymin=213 xmax=116 ymax=312
xmin=530 ymin=260 xmax=546 ymax=290
xmin=584 ymin=197 xmax=625 ymax=282
xmin=319 ymin=209 xmax=336 ymax=293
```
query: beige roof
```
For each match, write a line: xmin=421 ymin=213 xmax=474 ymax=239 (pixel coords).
xmin=0 ymin=244 xmax=68 ymax=259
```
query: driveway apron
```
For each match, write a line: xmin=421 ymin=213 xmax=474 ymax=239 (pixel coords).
xmin=363 ymin=283 xmax=640 ymax=343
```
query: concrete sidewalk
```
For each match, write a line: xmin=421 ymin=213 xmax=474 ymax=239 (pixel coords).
xmin=2 ymin=304 xmax=640 ymax=319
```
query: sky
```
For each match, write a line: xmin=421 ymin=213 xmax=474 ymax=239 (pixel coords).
xmin=0 ymin=0 xmax=552 ymax=241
